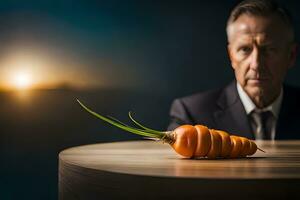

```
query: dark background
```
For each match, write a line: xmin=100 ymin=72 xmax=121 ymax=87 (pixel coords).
xmin=1 ymin=1 xmax=299 ymax=199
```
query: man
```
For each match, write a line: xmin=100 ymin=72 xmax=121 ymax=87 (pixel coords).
xmin=168 ymin=0 xmax=299 ymax=140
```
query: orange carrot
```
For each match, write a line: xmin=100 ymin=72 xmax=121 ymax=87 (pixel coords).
xmin=77 ymin=100 xmax=264 ymax=159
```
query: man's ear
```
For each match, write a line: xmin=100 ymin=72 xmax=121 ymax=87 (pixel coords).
xmin=288 ymin=43 xmax=298 ymax=69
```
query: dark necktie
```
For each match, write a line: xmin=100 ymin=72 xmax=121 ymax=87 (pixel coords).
xmin=251 ymin=110 xmax=274 ymax=140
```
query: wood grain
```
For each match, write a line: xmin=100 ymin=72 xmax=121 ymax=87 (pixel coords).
xmin=59 ymin=140 xmax=300 ymax=200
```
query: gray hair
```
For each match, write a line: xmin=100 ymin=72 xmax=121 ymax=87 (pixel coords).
xmin=226 ymin=0 xmax=295 ymax=42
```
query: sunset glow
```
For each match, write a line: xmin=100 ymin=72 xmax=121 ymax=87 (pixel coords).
xmin=0 ymin=50 xmax=111 ymax=92
xmin=13 ymin=72 xmax=32 ymax=89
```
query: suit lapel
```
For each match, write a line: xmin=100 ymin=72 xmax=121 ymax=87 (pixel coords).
xmin=213 ymin=81 xmax=254 ymax=139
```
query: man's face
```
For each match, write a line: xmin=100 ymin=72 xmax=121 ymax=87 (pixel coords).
xmin=227 ymin=14 xmax=297 ymax=107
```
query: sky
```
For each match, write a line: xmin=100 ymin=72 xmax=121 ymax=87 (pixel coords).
xmin=0 ymin=0 xmax=235 ymax=92
xmin=0 ymin=1 xmax=151 ymax=90
xmin=0 ymin=0 xmax=299 ymax=92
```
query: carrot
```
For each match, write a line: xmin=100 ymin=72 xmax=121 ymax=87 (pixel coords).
xmin=216 ymin=130 xmax=232 ymax=157
xmin=77 ymin=100 xmax=265 ymax=159
xmin=206 ymin=129 xmax=222 ymax=159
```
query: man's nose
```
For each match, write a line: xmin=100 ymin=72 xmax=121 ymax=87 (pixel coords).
xmin=250 ymin=49 xmax=264 ymax=71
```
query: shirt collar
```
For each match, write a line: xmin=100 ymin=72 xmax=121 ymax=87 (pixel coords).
xmin=236 ymin=82 xmax=283 ymax=118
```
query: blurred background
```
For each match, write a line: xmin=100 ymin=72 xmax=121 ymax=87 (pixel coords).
xmin=0 ymin=0 xmax=299 ymax=199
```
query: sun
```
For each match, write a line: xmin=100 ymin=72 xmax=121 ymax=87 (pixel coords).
xmin=13 ymin=72 xmax=32 ymax=89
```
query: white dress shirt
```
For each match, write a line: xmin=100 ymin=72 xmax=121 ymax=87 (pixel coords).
xmin=237 ymin=83 xmax=283 ymax=140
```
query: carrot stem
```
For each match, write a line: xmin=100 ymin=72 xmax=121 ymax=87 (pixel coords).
xmin=128 ymin=111 xmax=165 ymax=135
xmin=106 ymin=115 xmax=131 ymax=127
xmin=77 ymin=99 xmax=164 ymax=138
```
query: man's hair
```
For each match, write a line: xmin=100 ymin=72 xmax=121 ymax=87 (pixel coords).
xmin=226 ymin=0 xmax=295 ymax=42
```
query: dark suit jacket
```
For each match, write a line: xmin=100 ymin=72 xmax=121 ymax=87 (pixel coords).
xmin=168 ymin=81 xmax=300 ymax=139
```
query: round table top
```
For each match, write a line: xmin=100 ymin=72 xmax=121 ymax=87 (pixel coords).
xmin=59 ymin=140 xmax=300 ymax=179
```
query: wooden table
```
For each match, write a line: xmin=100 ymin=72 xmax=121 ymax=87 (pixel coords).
xmin=59 ymin=140 xmax=300 ymax=200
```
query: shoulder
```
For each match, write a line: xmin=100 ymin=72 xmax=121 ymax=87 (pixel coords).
xmin=168 ymin=81 xmax=237 ymax=129
xmin=170 ymin=84 xmax=229 ymax=118
xmin=168 ymin=86 xmax=225 ymax=128
xmin=174 ymin=80 xmax=238 ymax=111
xmin=178 ymin=87 xmax=223 ymax=111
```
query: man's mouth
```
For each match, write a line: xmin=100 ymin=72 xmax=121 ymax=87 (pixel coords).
xmin=250 ymin=78 xmax=269 ymax=81
xmin=248 ymin=78 xmax=269 ymax=85
xmin=247 ymin=74 xmax=270 ymax=81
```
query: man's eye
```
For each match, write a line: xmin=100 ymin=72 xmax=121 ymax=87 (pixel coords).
xmin=240 ymin=47 xmax=252 ymax=53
